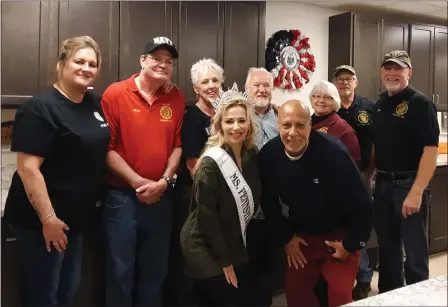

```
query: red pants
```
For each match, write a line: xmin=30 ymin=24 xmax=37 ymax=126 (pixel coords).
xmin=285 ymin=230 xmax=360 ymax=307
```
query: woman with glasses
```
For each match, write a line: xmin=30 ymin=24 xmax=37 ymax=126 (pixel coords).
xmin=309 ymin=80 xmax=361 ymax=168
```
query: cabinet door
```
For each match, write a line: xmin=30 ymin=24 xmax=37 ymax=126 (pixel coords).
xmin=353 ymin=16 xmax=382 ymax=100
xmin=429 ymin=167 xmax=448 ymax=255
xmin=1 ymin=1 xmax=50 ymax=106
xmin=119 ymin=2 xmax=175 ymax=82
xmin=434 ymin=27 xmax=447 ymax=112
xmin=58 ymin=1 xmax=119 ymax=94
xmin=381 ymin=22 xmax=409 ymax=93
xmin=409 ymin=25 xmax=434 ymax=100
xmin=177 ymin=2 xmax=224 ymax=106
xmin=223 ymin=2 xmax=265 ymax=90
xmin=328 ymin=12 xmax=355 ymax=79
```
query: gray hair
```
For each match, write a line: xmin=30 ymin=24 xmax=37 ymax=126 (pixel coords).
xmin=309 ymin=80 xmax=341 ymax=112
xmin=190 ymin=58 xmax=225 ymax=85
xmin=245 ymin=67 xmax=274 ymax=89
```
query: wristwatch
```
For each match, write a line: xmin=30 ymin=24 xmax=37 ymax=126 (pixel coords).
xmin=161 ymin=175 xmax=172 ymax=185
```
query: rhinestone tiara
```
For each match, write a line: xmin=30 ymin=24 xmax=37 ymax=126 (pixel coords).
xmin=208 ymin=82 xmax=254 ymax=111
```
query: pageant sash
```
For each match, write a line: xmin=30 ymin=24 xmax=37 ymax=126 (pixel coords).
xmin=204 ymin=146 xmax=255 ymax=247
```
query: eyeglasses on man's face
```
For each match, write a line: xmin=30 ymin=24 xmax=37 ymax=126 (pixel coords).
xmin=146 ymin=55 xmax=174 ymax=67
xmin=335 ymin=77 xmax=356 ymax=84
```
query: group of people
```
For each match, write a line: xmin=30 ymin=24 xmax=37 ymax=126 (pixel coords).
xmin=4 ymin=34 xmax=440 ymax=307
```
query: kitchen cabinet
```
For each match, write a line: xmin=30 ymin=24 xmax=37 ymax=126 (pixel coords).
xmin=1 ymin=1 xmax=265 ymax=108
xmin=329 ymin=12 xmax=445 ymax=104
xmin=0 ymin=1 xmax=53 ymax=107
xmin=428 ymin=165 xmax=448 ymax=255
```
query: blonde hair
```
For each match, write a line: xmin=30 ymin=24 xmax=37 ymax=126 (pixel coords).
xmin=190 ymin=58 xmax=225 ymax=85
xmin=193 ymin=98 xmax=258 ymax=174
xmin=56 ymin=36 xmax=102 ymax=81
xmin=309 ymin=80 xmax=341 ymax=112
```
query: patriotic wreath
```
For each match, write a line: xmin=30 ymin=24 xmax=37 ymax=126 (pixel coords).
xmin=265 ymin=29 xmax=316 ymax=90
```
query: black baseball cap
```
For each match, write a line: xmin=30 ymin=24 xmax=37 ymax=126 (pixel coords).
xmin=143 ymin=36 xmax=178 ymax=58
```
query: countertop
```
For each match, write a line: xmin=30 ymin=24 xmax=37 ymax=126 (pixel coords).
xmin=344 ymin=275 xmax=447 ymax=306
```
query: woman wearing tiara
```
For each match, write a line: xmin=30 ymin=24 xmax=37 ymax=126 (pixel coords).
xmin=180 ymin=83 xmax=266 ymax=306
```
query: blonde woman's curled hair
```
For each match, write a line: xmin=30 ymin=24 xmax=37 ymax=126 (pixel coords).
xmin=56 ymin=36 xmax=102 ymax=81
xmin=193 ymin=98 xmax=258 ymax=174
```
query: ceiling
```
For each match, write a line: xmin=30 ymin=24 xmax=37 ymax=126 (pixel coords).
xmin=297 ymin=0 xmax=447 ymax=20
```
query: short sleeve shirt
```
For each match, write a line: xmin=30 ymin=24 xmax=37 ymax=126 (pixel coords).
xmin=372 ymin=86 xmax=439 ymax=172
xmin=4 ymin=87 xmax=110 ymax=230
xmin=176 ymin=105 xmax=211 ymax=188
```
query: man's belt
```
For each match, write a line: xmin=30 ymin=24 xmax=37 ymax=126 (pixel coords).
xmin=376 ymin=170 xmax=417 ymax=181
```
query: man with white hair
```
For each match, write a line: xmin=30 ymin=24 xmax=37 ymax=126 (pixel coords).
xmin=245 ymin=67 xmax=281 ymax=306
xmin=366 ymin=50 xmax=439 ymax=294
xmin=259 ymin=99 xmax=374 ymax=307
xmin=246 ymin=67 xmax=279 ymax=149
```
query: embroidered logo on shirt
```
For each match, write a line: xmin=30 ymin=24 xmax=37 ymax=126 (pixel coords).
xmin=357 ymin=111 xmax=369 ymax=124
xmin=133 ymin=108 xmax=141 ymax=112
xmin=93 ymin=112 xmax=104 ymax=122
xmin=360 ymin=242 xmax=366 ymax=247
xmin=160 ymin=105 xmax=173 ymax=121
xmin=313 ymin=178 xmax=319 ymax=184
xmin=393 ymin=101 xmax=409 ymax=118
xmin=317 ymin=127 xmax=328 ymax=134
xmin=205 ymin=127 xmax=211 ymax=136
xmin=94 ymin=112 xmax=109 ymax=128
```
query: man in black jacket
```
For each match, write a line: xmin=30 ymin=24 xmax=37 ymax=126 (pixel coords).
xmin=259 ymin=100 xmax=374 ymax=307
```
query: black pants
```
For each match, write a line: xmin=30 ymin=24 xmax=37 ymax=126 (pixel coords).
xmin=163 ymin=184 xmax=194 ymax=306
xmin=192 ymin=263 xmax=268 ymax=307
xmin=374 ymin=177 xmax=429 ymax=293
xmin=246 ymin=219 xmax=285 ymax=306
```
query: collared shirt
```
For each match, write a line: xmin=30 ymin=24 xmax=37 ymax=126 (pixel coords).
xmin=337 ymin=95 xmax=375 ymax=171
xmin=372 ymin=85 xmax=439 ymax=172
xmin=101 ymin=73 xmax=185 ymax=186
xmin=254 ymin=107 xmax=279 ymax=150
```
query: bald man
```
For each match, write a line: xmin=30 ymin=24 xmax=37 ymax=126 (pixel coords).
xmin=258 ymin=100 xmax=374 ymax=307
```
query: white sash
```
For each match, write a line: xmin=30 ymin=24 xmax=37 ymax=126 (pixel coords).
xmin=204 ymin=147 xmax=255 ymax=247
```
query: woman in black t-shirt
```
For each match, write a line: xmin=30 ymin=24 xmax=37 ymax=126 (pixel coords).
xmin=3 ymin=36 xmax=110 ymax=306
xmin=164 ymin=58 xmax=224 ymax=306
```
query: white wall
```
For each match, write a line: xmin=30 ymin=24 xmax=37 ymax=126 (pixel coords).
xmin=265 ymin=2 xmax=343 ymax=108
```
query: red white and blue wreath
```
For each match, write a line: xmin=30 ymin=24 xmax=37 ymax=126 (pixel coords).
xmin=265 ymin=29 xmax=316 ymax=90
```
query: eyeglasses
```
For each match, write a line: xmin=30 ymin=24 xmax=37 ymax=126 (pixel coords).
xmin=146 ymin=55 xmax=174 ymax=67
xmin=312 ymin=95 xmax=334 ymax=101
xmin=335 ymin=77 xmax=356 ymax=84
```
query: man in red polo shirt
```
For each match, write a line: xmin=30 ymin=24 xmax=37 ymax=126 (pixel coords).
xmin=101 ymin=37 xmax=184 ymax=307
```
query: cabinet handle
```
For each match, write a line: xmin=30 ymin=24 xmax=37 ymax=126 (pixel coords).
xmin=436 ymin=94 xmax=440 ymax=104
xmin=432 ymin=94 xmax=435 ymax=103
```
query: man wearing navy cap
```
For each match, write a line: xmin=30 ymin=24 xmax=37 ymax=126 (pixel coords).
xmin=101 ymin=36 xmax=185 ymax=306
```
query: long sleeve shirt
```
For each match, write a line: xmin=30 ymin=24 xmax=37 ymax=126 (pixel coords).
xmin=258 ymin=131 xmax=374 ymax=253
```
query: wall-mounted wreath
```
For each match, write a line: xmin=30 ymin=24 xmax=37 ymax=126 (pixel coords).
xmin=265 ymin=29 xmax=316 ymax=90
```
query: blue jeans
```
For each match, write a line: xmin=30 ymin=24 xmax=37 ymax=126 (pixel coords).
xmin=374 ymin=177 xmax=429 ymax=293
xmin=357 ymin=248 xmax=373 ymax=283
xmin=102 ymin=188 xmax=173 ymax=306
xmin=13 ymin=227 xmax=83 ymax=306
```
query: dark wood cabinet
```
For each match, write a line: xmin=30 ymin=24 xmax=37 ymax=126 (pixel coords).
xmin=1 ymin=1 xmax=265 ymax=107
xmin=223 ymin=2 xmax=265 ymax=91
xmin=410 ymin=25 xmax=434 ymax=101
xmin=1 ymin=1 xmax=54 ymax=106
xmin=429 ymin=165 xmax=448 ymax=255
xmin=177 ymin=2 xmax=224 ymax=105
xmin=58 ymin=1 xmax=120 ymax=94
xmin=410 ymin=24 xmax=448 ymax=112
xmin=434 ymin=28 xmax=447 ymax=111
xmin=329 ymin=12 xmax=446 ymax=103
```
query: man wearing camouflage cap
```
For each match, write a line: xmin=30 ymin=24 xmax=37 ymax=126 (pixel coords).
xmin=365 ymin=50 xmax=440 ymax=293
